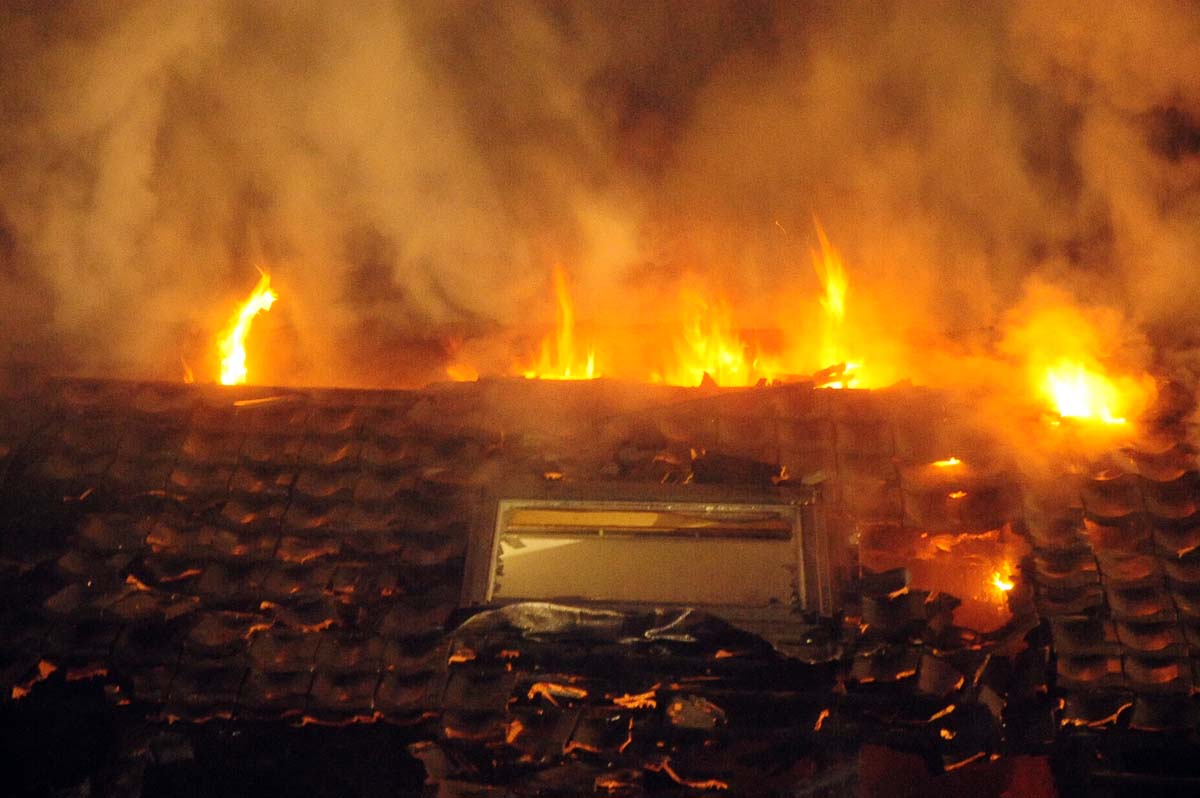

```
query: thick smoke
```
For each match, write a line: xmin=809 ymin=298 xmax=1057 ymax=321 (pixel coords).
xmin=2 ymin=1 xmax=1198 ymax=388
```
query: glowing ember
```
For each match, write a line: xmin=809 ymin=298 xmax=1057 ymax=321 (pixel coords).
xmin=1043 ymin=360 xmax=1128 ymax=425
xmin=218 ymin=270 xmax=277 ymax=386
xmin=523 ymin=266 xmax=598 ymax=380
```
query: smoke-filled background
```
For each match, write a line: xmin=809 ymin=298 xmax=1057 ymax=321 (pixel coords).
xmin=2 ymin=0 xmax=1199 ymax=389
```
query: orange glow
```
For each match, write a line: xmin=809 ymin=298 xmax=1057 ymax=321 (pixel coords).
xmin=1043 ymin=360 xmax=1129 ymax=425
xmin=932 ymin=457 xmax=962 ymax=468
xmin=1002 ymin=283 xmax=1154 ymax=429
xmin=522 ymin=266 xmax=598 ymax=380
xmin=218 ymin=270 xmax=277 ymax=385
xmin=445 ymin=362 xmax=478 ymax=382
xmin=655 ymin=286 xmax=776 ymax=387
xmin=860 ymin=525 xmax=1028 ymax=632
xmin=948 ymin=490 xmax=967 ymax=499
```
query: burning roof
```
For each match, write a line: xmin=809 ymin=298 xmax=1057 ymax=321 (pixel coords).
xmin=0 ymin=373 xmax=1196 ymax=793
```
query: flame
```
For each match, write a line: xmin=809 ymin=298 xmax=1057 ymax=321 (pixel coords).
xmin=812 ymin=222 xmax=861 ymax=388
xmin=991 ymin=570 xmax=1015 ymax=592
xmin=1002 ymin=283 xmax=1153 ymax=428
xmin=523 ymin=266 xmax=598 ymax=380
xmin=948 ymin=490 xmax=967 ymax=499
xmin=932 ymin=457 xmax=962 ymax=468
xmin=181 ymin=356 xmax=195 ymax=384
xmin=218 ymin=270 xmax=277 ymax=385
xmin=1043 ymin=360 xmax=1129 ymax=425
xmin=656 ymin=287 xmax=775 ymax=387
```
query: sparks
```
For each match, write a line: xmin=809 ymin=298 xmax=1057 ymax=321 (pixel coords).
xmin=218 ymin=270 xmax=277 ymax=386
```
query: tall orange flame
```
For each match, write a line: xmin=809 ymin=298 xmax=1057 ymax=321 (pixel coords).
xmin=218 ymin=270 xmax=277 ymax=385
xmin=657 ymin=288 xmax=773 ymax=387
xmin=523 ymin=265 xmax=598 ymax=380
xmin=812 ymin=222 xmax=860 ymax=388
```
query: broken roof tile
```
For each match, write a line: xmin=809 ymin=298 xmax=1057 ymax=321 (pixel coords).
xmin=184 ymin=611 xmax=256 ymax=657
xmin=1056 ymin=655 xmax=1125 ymax=690
xmin=1129 ymin=693 xmax=1197 ymax=731
xmin=1105 ymin=585 xmax=1175 ymax=622
xmin=1123 ymin=655 xmax=1192 ymax=692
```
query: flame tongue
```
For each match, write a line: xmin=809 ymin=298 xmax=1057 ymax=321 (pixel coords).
xmin=662 ymin=289 xmax=768 ymax=388
xmin=812 ymin=222 xmax=860 ymax=388
xmin=218 ymin=271 xmax=277 ymax=386
xmin=523 ymin=265 xmax=597 ymax=380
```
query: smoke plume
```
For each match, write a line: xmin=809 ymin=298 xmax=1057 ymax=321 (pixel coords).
xmin=2 ymin=1 xmax=1198 ymax=388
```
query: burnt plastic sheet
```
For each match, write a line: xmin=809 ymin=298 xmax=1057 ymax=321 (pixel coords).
xmin=452 ymin=601 xmax=777 ymax=655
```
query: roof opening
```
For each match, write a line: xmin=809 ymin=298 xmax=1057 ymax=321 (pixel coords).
xmin=485 ymin=499 xmax=807 ymax=608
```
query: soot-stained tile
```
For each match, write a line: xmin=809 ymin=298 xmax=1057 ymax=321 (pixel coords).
xmin=166 ymin=659 xmax=248 ymax=718
xmin=1095 ymin=552 xmax=1162 ymax=588
xmin=1035 ymin=583 xmax=1105 ymax=616
xmin=307 ymin=669 xmax=382 ymax=715
xmin=259 ymin=563 xmax=335 ymax=604
xmin=219 ymin=496 xmax=287 ymax=532
xmin=238 ymin=668 xmax=312 ymax=717
xmin=1032 ymin=549 xmax=1099 ymax=589
xmin=1056 ymin=655 xmax=1125 ymax=690
xmin=247 ymin=628 xmax=323 ymax=672
xmin=236 ymin=401 xmax=311 ymax=435
xmin=282 ymin=498 xmax=353 ymax=534
xmin=306 ymin=405 xmax=363 ymax=438
xmin=1129 ymin=693 xmax=1197 ymax=730
xmin=184 ymin=611 xmax=256 ymax=658
xmin=293 ymin=468 xmax=358 ymax=502
xmin=179 ymin=428 xmax=243 ymax=467
xmin=1050 ymin=616 xmax=1121 ymax=656
xmin=313 ymin=635 xmax=384 ymax=672
xmin=166 ymin=461 xmax=234 ymax=500
xmin=42 ymin=617 xmax=125 ymax=663
xmin=298 ymin=437 xmax=361 ymax=470
xmin=1123 ymin=656 xmax=1192 ymax=692
xmin=1105 ymin=585 xmax=1175 ymax=622
xmin=78 ymin=513 xmax=150 ymax=554
xmin=375 ymin=670 xmax=437 ymax=719
xmin=228 ymin=462 xmax=295 ymax=499
xmin=240 ymin=433 xmax=305 ymax=466
xmin=1116 ymin=621 xmax=1185 ymax=655
xmin=275 ymin=534 xmax=341 ymax=565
